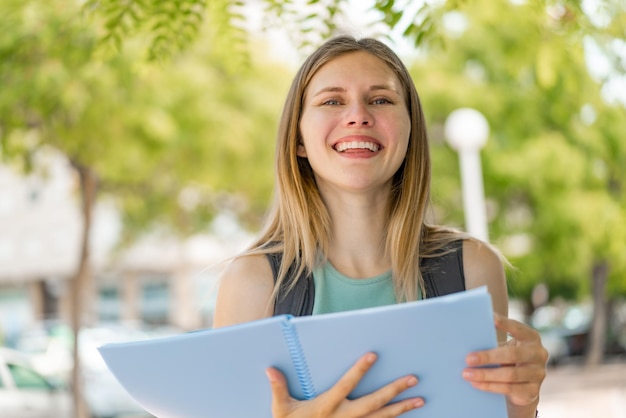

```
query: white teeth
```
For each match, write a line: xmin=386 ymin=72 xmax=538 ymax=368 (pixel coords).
xmin=335 ymin=141 xmax=380 ymax=152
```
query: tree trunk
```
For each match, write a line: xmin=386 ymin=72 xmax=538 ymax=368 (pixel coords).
xmin=69 ymin=162 xmax=98 ymax=418
xmin=585 ymin=260 xmax=609 ymax=367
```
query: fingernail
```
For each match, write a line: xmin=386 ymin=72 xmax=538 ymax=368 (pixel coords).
xmin=365 ymin=353 xmax=377 ymax=363
xmin=466 ymin=354 xmax=479 ymax=365
xmin=462 ymin=370 xmax=473 ymax=379
xmin=413 ymin=398 xmax=424 ymax=407
xmin=406 ymin=376 xmax=418 ymax=387
xmin=265 ymin=368 xmax=276 ymax=382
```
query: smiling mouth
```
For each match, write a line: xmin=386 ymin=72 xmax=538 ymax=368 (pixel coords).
xmin=334 ymin=141 xmax=381 ymax=152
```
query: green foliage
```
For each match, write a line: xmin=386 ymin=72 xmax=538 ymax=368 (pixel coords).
xmin=411 ymin=0 xmax=626 ymax=302
xmin=259 ymin=0 xmax=347 ymax=56
xmin=83 ymin=0 xmax=249 ymax=66
xmin=377 ymin=0 xmax=470 ymax=49
xmin=0 ymin=0 xmax=290 ymax=242
xmin=83 ymin=0 xmax=203 ymax=57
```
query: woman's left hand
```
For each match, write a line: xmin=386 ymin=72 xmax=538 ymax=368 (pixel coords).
xmin=462 ymin=313 xmax=549 ymax=408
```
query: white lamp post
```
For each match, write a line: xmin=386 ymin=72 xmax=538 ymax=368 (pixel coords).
xmin=444 ymin=108 xmax=490 ymax=242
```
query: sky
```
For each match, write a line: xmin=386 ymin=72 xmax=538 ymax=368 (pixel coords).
xmin=244 ymin=0 xmax=423 ymax=66
xmin=244 ymin=0 xmax=625 ymax=106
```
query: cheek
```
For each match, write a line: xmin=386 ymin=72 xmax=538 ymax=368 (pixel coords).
xmin=386 ymin=116 xmax=411 ymax=148
xmin=392 ymin=121 xmax=411 ymax=164
xmin=298 ymin=113 xmax=328 ymax=156
xmin=300 ymin=108 xmax=339 ymax=135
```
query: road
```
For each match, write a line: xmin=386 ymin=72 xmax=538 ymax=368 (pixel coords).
xmin=538 ymin=358 xmax=626 ymax=418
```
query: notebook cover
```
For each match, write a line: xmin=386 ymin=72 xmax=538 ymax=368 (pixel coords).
xmin=293 ymin=286 xmax=507 ymax=417
xmin=99 ymin=287 xmax=507 ymax=418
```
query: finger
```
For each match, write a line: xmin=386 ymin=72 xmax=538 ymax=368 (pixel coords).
xmin=493 ymin=314 xmax=541 ymax=344
xmin=467 ymin=344 xmax=546 ymax=367
xmin=266 ymin=367 xmax=294 ymax=416
xmin=468 ymin=381 xmax=540 ymax=405
xmin=327 ymin=352 xmax=379 ymax=402
xmin=363 ymin=396 xmax=425 ymax=418
xmin=468 ymin=380 xmax=537 ymax=395
xmin=463 ymin=364 xmax=546 ymax=384
xmin=352 ymin=374 xmax=421 ymax=415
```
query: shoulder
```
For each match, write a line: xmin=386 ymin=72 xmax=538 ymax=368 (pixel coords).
xmin=462 ymin=238 xmax=508 ymax=318
xmin=212 ymin=253 xmax=275 ymax=328
xmin=462 ymin=239 xmax=505 ymax=285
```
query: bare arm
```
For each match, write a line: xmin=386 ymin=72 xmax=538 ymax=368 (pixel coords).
xmin=462 ymin=238 xmax=508 ymax=343
xmin=212 ymin=254 xmax=275 ymax=328
xmin=462 ymin=238 xmax=547 ymax=418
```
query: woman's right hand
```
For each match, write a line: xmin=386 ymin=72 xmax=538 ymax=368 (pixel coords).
xmin=266 ymin=352 xmax=424 ymax=418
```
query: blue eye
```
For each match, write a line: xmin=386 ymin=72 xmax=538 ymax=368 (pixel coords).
xmin=372 ymin=98 xmax=391 ymax=105
xmin=322 ymin=99 xmax=341 ymax=105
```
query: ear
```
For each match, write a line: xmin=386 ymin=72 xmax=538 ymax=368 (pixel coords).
xmin=296 ymin=140 xmax=307 ymax=158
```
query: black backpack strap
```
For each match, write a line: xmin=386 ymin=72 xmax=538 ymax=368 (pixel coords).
xmin=422 ymin=239 xmax=466 ymax=298
xmin=266 ymin=253 xmax=315 ymax=317
xmin=267 ymin=238 xmax=465 ymax=315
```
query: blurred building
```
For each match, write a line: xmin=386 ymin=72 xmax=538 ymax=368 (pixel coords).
xmin=0 ymin=150 xmax=252 ymax=344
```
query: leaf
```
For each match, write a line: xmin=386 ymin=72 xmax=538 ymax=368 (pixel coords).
xmin=105 ymin=14 xmax=122 ymax=30
xmin=536 ymin=42 xmax=558 ymax=88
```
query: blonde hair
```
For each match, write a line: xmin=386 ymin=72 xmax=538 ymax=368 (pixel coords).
xmin=246 ymin=35 xmax=465 ymax=302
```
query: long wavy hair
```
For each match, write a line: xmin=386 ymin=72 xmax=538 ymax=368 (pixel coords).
xmin=246 ymin=35 xmax=465 ymax=303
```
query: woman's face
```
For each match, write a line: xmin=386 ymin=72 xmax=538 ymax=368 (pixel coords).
xmin=298 ymin=51 xmax=411 ymax=196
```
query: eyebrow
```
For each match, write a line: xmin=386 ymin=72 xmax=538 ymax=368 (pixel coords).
xmin=310 ymin=84 xmax=400 ymax=98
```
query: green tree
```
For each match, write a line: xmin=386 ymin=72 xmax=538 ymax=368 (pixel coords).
xmin=1 ymin=2 xmax=289 ymax=417
xmin=407 ymin=0 xmax=626 ymax=365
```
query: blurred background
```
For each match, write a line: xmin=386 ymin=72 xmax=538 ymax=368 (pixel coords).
xmin=1 ymin=0 xmax=625 ymax=417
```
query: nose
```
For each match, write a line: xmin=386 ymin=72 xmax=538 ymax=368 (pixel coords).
xmin=346 ymin=103 xmax=373 ymax=127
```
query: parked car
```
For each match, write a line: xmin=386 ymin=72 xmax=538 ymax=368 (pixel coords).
xmin=79 ymin=324 xmax=159 ymax=418
xmin=0 ymin=347 xmax=72 ymax=418
xmin=14 ymin=319 xmax=74 ymax=382
xmin=533 ymin=302 xmax=626 ymax=365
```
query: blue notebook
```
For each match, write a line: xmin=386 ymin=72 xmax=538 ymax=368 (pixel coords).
xmin=98 ymin=286 xmax=507 ymax=418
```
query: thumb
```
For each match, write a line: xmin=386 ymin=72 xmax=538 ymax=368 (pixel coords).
xmin=266 ymin=367 xmax=293 ymax=416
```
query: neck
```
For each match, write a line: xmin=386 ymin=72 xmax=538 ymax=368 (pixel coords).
xmin=321 ymin=188 xmax=392 ymax=278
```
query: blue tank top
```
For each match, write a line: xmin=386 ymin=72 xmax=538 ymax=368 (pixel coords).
xmin=312 ymin=262 xmax=397 ymax=314
xmin=267 ymin=239 xmax=464 ymax=317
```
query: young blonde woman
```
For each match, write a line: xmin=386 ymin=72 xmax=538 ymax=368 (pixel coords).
xmin=214 ymin=36 xmax=547 ymax=418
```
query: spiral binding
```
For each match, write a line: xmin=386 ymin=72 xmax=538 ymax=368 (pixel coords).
xmin=280 ymin=319 xmax=317 ymax=399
